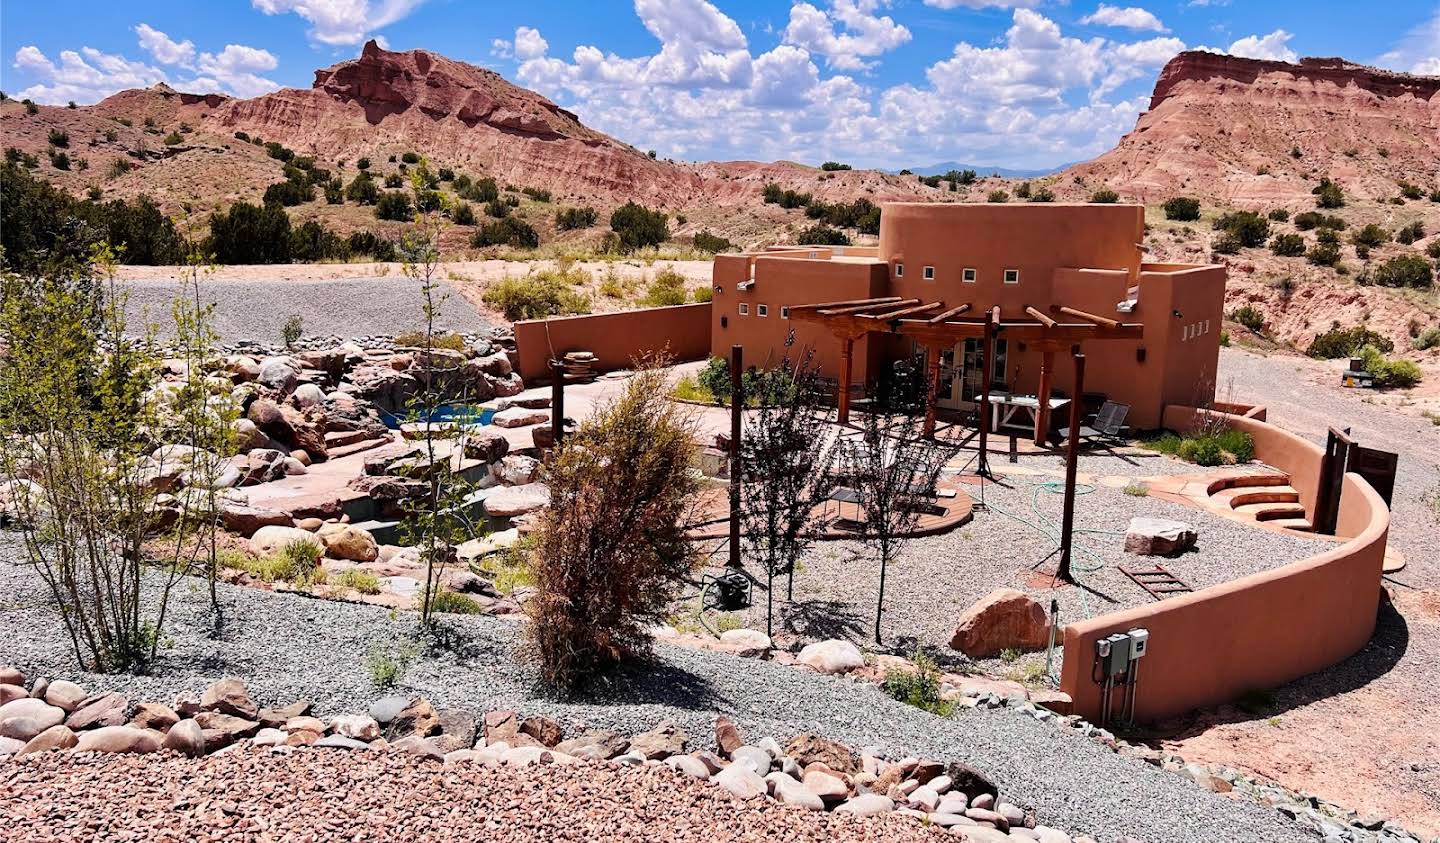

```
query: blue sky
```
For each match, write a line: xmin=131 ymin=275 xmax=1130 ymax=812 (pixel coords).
xmin=3 ymin=1 xmax=1437 ymax=168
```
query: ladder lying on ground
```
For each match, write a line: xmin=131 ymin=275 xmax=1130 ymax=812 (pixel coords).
xmin=1119 ymin=564 xmax=1193 ymax=600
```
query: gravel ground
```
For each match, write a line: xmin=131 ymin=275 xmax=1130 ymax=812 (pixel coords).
xmin=120 ymin=275 xmax=492 ymax=343
xmin=1217 ymin=347 xmax=1439 ymax=586
xmin=706 ymin=451 xmax=1329 ymax=652
xmin=2 ymin=746 xmax=955 ymax=843
xmin=0 ymin=544 xmax=1310 ymax=843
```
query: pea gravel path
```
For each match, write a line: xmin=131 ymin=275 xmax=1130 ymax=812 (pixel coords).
xmin=2 ymin=747 xmax=954 ymax=843
xmin=120 ymin=276 xmax=492 ymax=343
xmin=0 ymin=542 xmax=1310 ymax=843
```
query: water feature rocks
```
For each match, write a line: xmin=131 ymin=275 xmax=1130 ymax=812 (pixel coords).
xmin=317 ymin=523 xmax=379 ymax=562
xmin=250 ymin=525 xmax=318 ymax=557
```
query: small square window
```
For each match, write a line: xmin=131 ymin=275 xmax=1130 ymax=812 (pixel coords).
xmin=757 ymin=304 xmax=769 ymax=317
xmin=738 ymin=303 xmax=749 ymax=315
xmin=781 ymin=306 xmax=790 ymax=319
xmin=894 ymin=262 xmax=904 ymax=278
xmin=1003 ymin=269 xmax=1020 ymax=284
xmin=923 ymin=265 xmax=935 ymax=281
xmin=962 ymin=268 xmax=977 ymax=283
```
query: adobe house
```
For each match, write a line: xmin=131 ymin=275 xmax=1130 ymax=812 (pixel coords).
xmin=709 ymin=203 xmax=1226 ymax=437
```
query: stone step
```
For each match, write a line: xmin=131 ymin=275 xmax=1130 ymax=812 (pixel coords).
xmin=1267 ymin=517 xmax=1314 ymax=532
xmin=1233 ymin=502 xmax=1308 ymax=521
xmin=1221 ymin=486 xmax=1301 ymax=507
xmin=328 ymin=437 xmax=393 ymax=460
xmin=1206 ymin=472 xmax=1291 ymax=495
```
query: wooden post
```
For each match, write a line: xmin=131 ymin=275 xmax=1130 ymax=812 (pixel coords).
xmin=1058 ymin=352 xmax=1085 ymax=582
xmin=550 ymin=360 xmax=565 ymax=448
xmin=977 ymin=309 xmax=996 ymax=477
xmin=838 ymin=336 xmax=854 ymax=425
xmin=728 ymin=344 xmax=743 ymax=570
xmin=923 ymin=343 xmax=940 ymax=438
xmin=1035 ymin=349 xmax=1055 ymax=447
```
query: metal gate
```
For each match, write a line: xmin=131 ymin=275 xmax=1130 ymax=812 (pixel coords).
xmin=1313 ymin=427 xmax=1398 ymax=534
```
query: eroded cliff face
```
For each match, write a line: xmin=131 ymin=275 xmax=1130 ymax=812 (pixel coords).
xmin=1067 ymin=51 xmax=1440 ymax=204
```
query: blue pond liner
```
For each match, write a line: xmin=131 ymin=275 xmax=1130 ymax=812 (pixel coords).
xmin=380 ymin=404 xmax=495 ymax=430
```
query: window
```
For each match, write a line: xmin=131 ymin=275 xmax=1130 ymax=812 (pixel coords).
xmin=780 ymin=306 xmax=790 ymax=319
xmin=738 ymin=303 xmax=749 ymax=315
xmin=962 ymin=267 xmax=977 ymax=283
xmin=894 ymin=262 xmax=904 ymax=278
xmin=1003 ymin=269 xmax=1020 ymax=284
xmin=923 ymin=265 xmax=935 ymax=281
xmin=757 ymin=304 xmax=769 ymax=317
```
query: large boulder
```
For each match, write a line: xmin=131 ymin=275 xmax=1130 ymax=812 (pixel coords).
xmin=65 ymin=692 xmax=130 ymax=730
xmin=317 ymin=523 xmax=379 ymax=563
xmin=468 ymin=352 xmax=513 ymax=378
xmin=43 ymin=680 xmax=87 ymax=712
xmin=482 ymin=484 xmax=550 ymax=518
xmin=796 ymin=639 xmax=864 ymax=674
xmin=201 ymin=678 xmax=259 ymax=720
xmin=18 ymin=724 xmax=78 ymax=755
xmin=491 ymin=455 xmax=539 ymax=486
xmin=0 ymin=698 xmax=66 ymax=740
xmin=1124 ymin=517 xmax=1198 ymax=556
xmin=785 ymin=733 xmax=860 ymax=775
xmin=491 ymin=407 xmax=549 ymax=429
xmin=163 ymin=718 xmax=207 ymax=757
xmin=257 ymin=357 xmax=300 ymax=393
xmin=628 ymin=720 xmax=687 ymax=760
xmin=464 ymin=429 xmax=510 ymax=464
xmin=349 ymin=365 xmax=418 ymax=415
xmin=75 ymin=726 xmax=161 ymax=754
xmin=949 ymin=588 xmax=1051 ymax=658
xmin=250 ymin=525 xmax=318 ymax=557
xmin=219 ymin=503 xmax=293 ymax=536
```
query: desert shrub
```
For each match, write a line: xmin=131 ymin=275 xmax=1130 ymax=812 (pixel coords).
xmin=555 ymin=206 xmax=598 ymax=230
xmin=401 ymin=151 xmax=420 ymax=164
xmin=1373 ymin=254 xmax=1433 ymax=289
xmin=1398 ymin=181 xmax=1423 ymax=201
xmin=1267 ymin=208 xmax=1290 ymax=222
xmin=797 ymin=225 xmax=850 ymax=246
xmin=264 ymin=141 xmax=295 ymax=162
xmin=355 ymin=156 xmax=370 ymax=170
xmin=806 ymin=198 xmax=881 ymax=233
xmin=1015 ymin=182 xmax=1032 ymax=199
xmin=1214 ymin=429 xmax=1256 ymax=463
xmin=1270 ymin=233 xmax=1305 ymax=256
xmin=1313 ymin=177 xmax=1345 ymax=208
xmin=987 ymin=190 xmax=1009 ymax=203
xmin=289 ymin=220 xmax=347 ymax=262
xmin=1360 ymin=345 xmax=1422 ymax=388
xmin=1293 ymin=211 xmax=1345 ymax=231
xmin=1307 ymin=323 xmax=1393 ymax=359
xmin=97 ymin=194 xmax=184 ymax=265
xmin=47 ymin=129 xmax=69 ymax=148
xmin=1213 ymin=211 xmax=1269 ymax=247
xmin=1090 ymin=189 xmax=1119 ymax=204
xmin=482 ymin=270 xmax=590 ymax=320
xmin=1427 ymin=241 xmax=1440 ymax=260
xmin=1163 ymin=197 xmax=1201 ymax=221
xmin=347 ymin=231 xmax=396 ymax=261
xmin=1027 ymin=187 xmax=1055 ymax=203
xmin=1396 ymin=221 xmax=1425 ymax=245
xmin=1229 ymin=305 xmax=1265 ymax=331
xmin=881 ymin=652 xmax=953 ymax=716
xmin=1350 ymin=224 xmax=1390 ymax=248
xmin=48 ymin=151 xmax=70 ymax=170
xmin=1178 ymin=436 xmax=1223 ymax=466
xmin=522 ymin=186 xmax=552 ymax=202
xmin=524 ymin=366 xmax=700 ymax=691
xmin=639 ymin=268 xmax=688 ymax=307
xmin=762 ymin=183 xmax=812 ymax=209
xmin=336 ymin=568 xmax=380 ymax=594
xmin=282 ymin=313 xmax=303 ymax=347
xmin=472 ymin=217 xmax=540 ymax=249
xmin=688 ymin=231 xmax=731 ymax=254
xmin=346 ymin=172 xmax=379 ymax=204
xmin=692 ymin=286 xmax=713 ymax=303
xmin=1413 ymin=327 xmax=1440 ymax=351
xmin=609 ymin=201 xmax=669 ymax=253
xmin=461 ymin=176 xmax=499 ymax=203
xmin=263 ymin=178 xmax=313 ymax=207
xmin=324 ymin=177 xmax=343 ymax=204
xmin=451 ymin=201 xmax=476 ymax=225
xmin=366 ymin=643 xmax=413 ymax=688
xmin=414 ymin=189 xmax=441 ymax=214
xmin=1307 ymin=231 xmax=1341 ymax=266
xmin=427 ymin=589 xmax=483 ymax=614
xmin=1211 ymin=233 xmax=1241 ymax=255
xmin=820 ymin=161 xmax=852 ymax=171
xmin=437 ymin=166 xmax=454 ymax=181
xmin=484 ymin=199 xmax=510 ymax=219
xmin=383 ymin=173 xmax=404 ymax=188
xmin=375 ymin=191 xmax=413 ymax=222
xmin=163 ymin=131 xmax=182 ymax=146
xmin=208 ymin=201 xmax=291 ymax=264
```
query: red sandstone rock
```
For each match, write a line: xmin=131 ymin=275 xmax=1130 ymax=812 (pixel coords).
xmin=949 ymin=588 xmax=1051 ymax=658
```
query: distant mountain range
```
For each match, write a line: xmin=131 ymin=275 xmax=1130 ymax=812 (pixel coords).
xmin=893 ymin=162 xmax=1078 ymax=179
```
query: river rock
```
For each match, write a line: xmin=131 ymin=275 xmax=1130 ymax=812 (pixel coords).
xmin=797 ymin=639 xmax=864 ymax=674
xmin=75 ymin=726 xmax=161 ymax=754
xmin=201 ymin=678 xmax=259 ymax=720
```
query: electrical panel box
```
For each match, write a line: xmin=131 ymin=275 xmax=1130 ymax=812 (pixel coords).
xmin=1127 ymin=628 xmax=1149 ymax=660
xmin=1103 ymin=632 xmax=1131 ymax=676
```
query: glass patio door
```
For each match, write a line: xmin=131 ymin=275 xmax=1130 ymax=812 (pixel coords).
xmin=958 ymin=338 xmax=1007 ymax=407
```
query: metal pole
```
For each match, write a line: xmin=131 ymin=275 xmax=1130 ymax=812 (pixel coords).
xmin=550 ymin=359 xmax=565 ymax=448
xmin=728 ymin=344 xmax=743 ymax=570
xmin=1058 ymin=351 xmax=1085 ymax=583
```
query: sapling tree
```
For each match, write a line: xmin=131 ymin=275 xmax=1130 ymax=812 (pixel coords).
xmin=396 ymin=187 xmax=480 ymax=625
xmin=838 ymin=360 xmax=954 ymax=645
xmin=738 ymin=338 xmax=839 ymax=637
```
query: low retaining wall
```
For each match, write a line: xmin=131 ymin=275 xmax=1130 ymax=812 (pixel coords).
xmin=513 ymin=303 xmax=712 ymax=382
xmin=1057 ymin=405 xmax=1389 ymax=722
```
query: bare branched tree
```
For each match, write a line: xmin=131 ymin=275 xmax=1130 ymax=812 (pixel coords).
xmin=838 ymin=359 xmax=954 ymax=645
xmin=738 ymin=339 xmax=839 ymax=637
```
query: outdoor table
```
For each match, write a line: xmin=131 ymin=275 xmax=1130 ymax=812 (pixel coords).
xmin=990 ymin=393 xmax=1070 ymax=434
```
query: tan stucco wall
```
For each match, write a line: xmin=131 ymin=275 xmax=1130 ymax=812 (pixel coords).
xmin=1058 ymin=406 xmax=1389 ymax=722
xmin=514 ymin=303 xmax=712 ymax=382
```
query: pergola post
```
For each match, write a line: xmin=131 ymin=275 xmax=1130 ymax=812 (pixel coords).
xmin=1035 ymin=348 xmax=1055 ymax=446
xmin=1058 ymin=351 xmax=1085 ymax=582
xmin=923 ymin=343 xmax=940 ymax=438
xmin=728 ymin=344 xmax=743 ymax=571
xmin=838 ymin=336 xmax=854 ymax=425
xmin=977 ymin=308 xmax=997 ymax=478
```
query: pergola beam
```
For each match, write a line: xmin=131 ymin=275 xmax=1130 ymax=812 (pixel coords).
xmin=927 ymin=303 xmax=972 ymax=323
xmin=866 ymin=301 xmax=943 ymax=321
xmin=1025 ymin=306 xmax=1057 ymax=328
xmin=787 ymin=295 xmax=901 ymax=312
xmin=819 ymin=298 xmax=920 ymax=316
xmin=1052 ymin=305 xmax=1120 ymax=329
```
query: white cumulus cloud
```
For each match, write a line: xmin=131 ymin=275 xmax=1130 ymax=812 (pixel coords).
xmin=782 ymin=0 xmax=911 ymax=71
xmin=135 ymin=23 xmax=196 ymax=66
xmin=921 ymin=0 xmax=1043 ymax=9
xmin=251 ymin=0 xmax=426 ymax=45
xmin=1224 ymin=30 xmax=1298 ymax=63
xmin=1079 ymin=5 xmax=1168 ymax=33
xmin=1374 ymin=10 xmax=1440 ymax=76
xmin=12 ymin=45 xmax=169 ymax=104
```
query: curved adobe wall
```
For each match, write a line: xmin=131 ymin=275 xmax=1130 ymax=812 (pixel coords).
xmin=1058 ymin=407 xmax=1389 ymax=722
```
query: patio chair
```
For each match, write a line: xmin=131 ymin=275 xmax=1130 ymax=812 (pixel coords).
xmin=1060 ymin=401 xmax=1130 ymax=446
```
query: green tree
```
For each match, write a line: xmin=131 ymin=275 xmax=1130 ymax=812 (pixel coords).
xmin=609 ymin=201 xmax=669 ymax=252
xmin=208 ymin=201 xmax=291 ymax=264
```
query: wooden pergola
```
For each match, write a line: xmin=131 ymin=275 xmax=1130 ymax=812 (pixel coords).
xmin=786 ymin=296 xmax=1143 ymax=446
